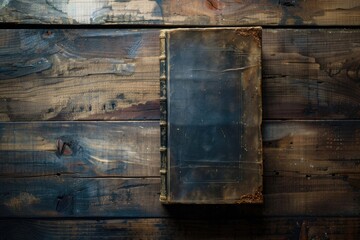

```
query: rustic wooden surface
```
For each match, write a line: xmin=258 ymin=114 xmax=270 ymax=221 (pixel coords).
xmin=263 ymin=29 xmax=360 ymax=119
xmin=1 ymin=218 xmax=360 ymax=240
xmin=1 ymin=26 xmax=360 ymax=237
xmin=0 ymin=29 xmax=160 ymax=121
xmin=0 ymin=121 xmax=359 ymax=217
xmin=1 ymin=29 xmax=360 ymax=121
xmin=0 ymin=122 xmax=159 ymax=177
xmin=0 ymin=0 xmax=360 ymax=25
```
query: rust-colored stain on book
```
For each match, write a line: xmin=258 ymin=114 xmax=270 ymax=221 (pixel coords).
xmin=160 ymin=28 xmax=262 ymax=204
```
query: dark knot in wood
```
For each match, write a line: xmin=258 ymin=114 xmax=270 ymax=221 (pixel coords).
xmin=56 ymin=137 xmax=80 ymax=157
xmin=42 ymin=30 xmax=54 ymax=39
xmin=278 ymin=0 xmax=297 ymax=7
xmin=56 ymin=194 xmax=74 ymax=214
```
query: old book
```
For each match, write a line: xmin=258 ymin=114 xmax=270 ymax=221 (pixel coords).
xmin=160 ymin=28 xmax=263 ymax=204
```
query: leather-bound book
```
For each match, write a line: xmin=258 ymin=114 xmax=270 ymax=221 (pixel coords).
xmin=160 ymin=28 xmax=263 ymax=204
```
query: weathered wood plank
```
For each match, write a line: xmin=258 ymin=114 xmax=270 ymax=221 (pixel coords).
xmin=262 ymin=120 xmax=360 ymax=216
xmin=0 ymin=121 xmax=360 ymax=217
xmin=0 ymin=0 xmax=359 ymax=26
xmin=1 ymin=29 xmax=360 ymax=121
xmin=0 ymin=176 xmax=359 ymax=217
xmin=0 ymin=177 xmax=164 ymax=217
xmin=1 ymin=218 xmax=359 ymax=240
xmin=263 ymin=29 xmax=360 ymax=119
xmin=263 ymin=121 xmax=360 ymax=176
xmin=0 ymin=29 xmax=159 ymax=121
xmin=0 ymin=122 xmax=159 ymax=177
xmin=1 ymin=121 xmax=360 ymax=178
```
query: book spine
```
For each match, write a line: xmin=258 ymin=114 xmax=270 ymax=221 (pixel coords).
xmin=159 ymin=30 xmax=168 ymax=202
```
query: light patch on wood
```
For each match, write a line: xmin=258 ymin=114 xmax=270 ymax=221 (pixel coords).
xmin=0 ymin=133 xmax=55 ymax=152
xmin=0 ymin=0 xmax=10 ymax=9
xmin=49 ymin=55 xmax=136 ymax=77
xmin=4 ymin=192 xmax=40 ymax=210
xmin=47 ymin=0 xmax=109 ymax=24
xmin=313 ymin=9 xmax=360 ymax=25
xmin=109 ymin=0 xmax=162 ymax=23
xmin=0 ymin=113 xmax=10 ymax=121
xmin=242 ymin=12 xmax=281 ymax=25
xmin=0 ymin=0 xmax=360 ymax=25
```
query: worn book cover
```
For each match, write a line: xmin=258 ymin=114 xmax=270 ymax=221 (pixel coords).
xmin=160 ymin=27 xmax=262 ymax=204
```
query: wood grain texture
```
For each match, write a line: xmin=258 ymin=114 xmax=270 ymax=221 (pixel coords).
xmin=0 ymin=29 xmax=159 ymax=121
xmin=1 ymin=29 xmax=360 ymax=121
xmin=0 ymin=177 xmax=163 ymax=217
xmin=263 ymin=121 xmax=360 ymax=176
xmin=0 ymin=121 xmax=360 ymax=217
xmin=1 ymin=176 xmax=360 ymax=217
xmin=0 ymin=122 xmax=159 ymax=177
xmin=263 ymin=29 xmax=360 ymax=119
xmin=0 ymin=0 xmax=359 ymax=26
xmin=0 ymin=1 xmax=359 ymax=238
xmin=4 ymin=120 xmax=360 ymax=176
xmin=1 ymin=218 xmax=359 ymax=240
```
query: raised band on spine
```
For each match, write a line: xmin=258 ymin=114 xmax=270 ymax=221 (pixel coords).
xmin=159 ymin=30 xmax=168 ymax=202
